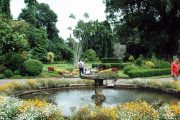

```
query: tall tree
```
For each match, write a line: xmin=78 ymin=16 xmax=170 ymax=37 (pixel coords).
xmin=0 ymin=0 xmax=2 ymax=13
xmin=85 ymin=21 xmax=114 ymax=58
xmin=19 ymin=1 xmax=59 ymax=40
xmin=24 ymin=0 xmax=37 ymax=6
xmin=105 ymin=0 xmax=180 ymax=59
xmin=0 ymin=0 xmax=11 ymax=18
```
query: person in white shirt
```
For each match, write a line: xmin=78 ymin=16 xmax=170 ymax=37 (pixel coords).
xmin=77 ymin=60 xmax=84 ymax=77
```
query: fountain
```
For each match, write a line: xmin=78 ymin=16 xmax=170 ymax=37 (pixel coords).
xmin=91 ymin=87 xmax=106 ymax=107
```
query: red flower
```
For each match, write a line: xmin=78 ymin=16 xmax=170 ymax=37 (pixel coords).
xmin=48 ymin=67 xmax=54 ymax=71
xmin=111 ymin=68 xmax=118 ymax=72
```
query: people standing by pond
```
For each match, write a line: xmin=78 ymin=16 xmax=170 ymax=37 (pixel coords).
xmin=171 ymin=58 xmax=179 ymax=81
xmin=77 ymin=60 xmax=85 ymax=77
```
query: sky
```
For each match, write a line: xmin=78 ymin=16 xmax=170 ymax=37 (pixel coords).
xmin=10 ymin=0 xmax=106 ymax=39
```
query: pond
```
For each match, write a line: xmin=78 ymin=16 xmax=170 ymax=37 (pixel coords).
xmin=20 ymin=88 xmax=179 ymax=116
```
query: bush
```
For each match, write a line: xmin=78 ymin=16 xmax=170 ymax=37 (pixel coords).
xmin=158 ymin=61 xmax=170 ymax=69
xmin=4 ymin=52 xmax=27 ymax=71
xmin=14 ymin=70 xmax=20 ymax=75
xmin=140 ymin=66 xmax=151 ymax=69
xmin=0 ymin=66 xmax=6 ymax=73
xmin=101 ymin=58 xmax=122 ymax=63
xmin=92 ymin=64 xmax=99 ymax=68
xmin=128 ymin=55 xmax=135 ymax=62
xmin=92 ymin=63 xmax=132 ymax=69
xmin=145 ymin=61 xmax=155 ymax=68
xmin=4 ymin=70 xmax=13 ymax=78
xmin=123 ymin=65 xmax=138 ymax=74
xmin=99 ymin=64 xmax=111 ymax=69
xmin=47 ymin=52 xmax=55 ymax=63
xmin=21 ymin=59 xmax=43 ymax=76
xmin=0 ymin=74 xmax=4 ymax=79
xmin=128 ymin=68 xmax=170 ymax=78
xmin=135 ymin=55 xmax=144 ymax=66
xmin=135 ymin=59 xmax=143 ymax=66
xmin=84 ymin=49 xmax=99 ymax=62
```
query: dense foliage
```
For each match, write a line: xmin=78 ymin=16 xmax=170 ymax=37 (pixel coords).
xmin=19 ymin=0 xmax=73 ymax=62
xmin=21 ymin=59 xmax=43 ymax=76
xmin=128 ymin=68 xmax=170 ymax=78
xmin=105 ymin=0 xmax=180 ymax=59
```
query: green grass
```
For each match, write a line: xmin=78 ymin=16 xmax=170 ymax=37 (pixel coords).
xmin=1 ymin=63 xmax=99 ymax=79
xmin=117 ymin=70 xmax=129 ymax=78
xmin=43 ymin=63 xmax=76 ymax=70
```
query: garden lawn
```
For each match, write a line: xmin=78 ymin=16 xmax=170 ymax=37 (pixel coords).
xmin=7 ymin=63 xmax=98 ymax=79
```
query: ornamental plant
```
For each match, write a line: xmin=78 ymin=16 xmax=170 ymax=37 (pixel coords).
xmin=47 ymin=52 xmax=55 ymax=63
xmin=0 ymin=96 xmax=63 ymax=120
xmin=21 ymin=59 xmax=43 ymax=76
xmin=145 ymin=61 xmax=155 ymax=68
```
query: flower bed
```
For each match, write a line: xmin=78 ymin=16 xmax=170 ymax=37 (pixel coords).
xmin=0 ymin=96 xmax=63 ymax=120
xmin=74 ymin=100 xmax=180 ymax=120
xmin=0 ymin=79 xmax=179 ymax=119
xmin=48 ymin=67 xmax=55 ymax=71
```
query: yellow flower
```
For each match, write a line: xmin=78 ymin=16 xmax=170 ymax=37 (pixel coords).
xmin=19 ymin=99 xmax=47 ymax=113
xmin=169 ymin=102 xmax=180 ymax=115
xmin=27 ymin=79 xmax=36 ymax=88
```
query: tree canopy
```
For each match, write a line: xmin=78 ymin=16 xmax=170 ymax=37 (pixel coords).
xmin=105 ymin=0 xmax=180 ymax=59
xmin=19 ymin=0 xmax=59 ymax=40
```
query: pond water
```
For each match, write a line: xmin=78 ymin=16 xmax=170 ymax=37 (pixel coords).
xmin=20 ymin=88 xmax=179 ymax=116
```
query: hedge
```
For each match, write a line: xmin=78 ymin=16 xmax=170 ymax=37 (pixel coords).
xmin=101 ymin=58 xmax=122 ymax=63
xmin=128 ymin=68 xmax=170 ymax=78
xmin=158 ymin=61 xmax=170 ymax=69
xmin=92 ymin=63 xmax=132 ymax=69
xmin=123 ymin=65 xmax=138 ymax=75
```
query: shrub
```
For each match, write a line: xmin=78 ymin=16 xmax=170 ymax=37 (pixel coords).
xmin=84 ymin=49 xmax=99 ymax=61
xmin=101 ymin=58 xmax=122 ymax=63
xmin=128 ymin=55 xmax=135 ymax=62
xmin=21 ymin=59 xmax=43 ymax=76
xmin=4 ymin=70 xmax=13 ymax=78
xmin=99 ymin=64 xmax=111 ymax=69
xmin=99 ymin=70 xmax=119 ymax=79
xmin=14 ymin=70 xmax=20 ymax=75
xmin=158 ymin=61 xmax=170 ymax=69
xmin=75 ymin=106 xmax=117 ymax=120
xmin=150 ymin=54 xmax=161 ymax=68
xmin=0 ymin=74 xmax=4 ymax=79
xmin=140 ymin=66 xmax=151 ymax=69
xmin=4 ymin=52 xmax=27 ymax=71
xmin=0 ymin=66 xmax=6 ymax=73
xmin=128 ymin=68 xmax=170 ymax=78
xmin=92 ymin=64 xmax=99 ymax=68
xmin=92 ymin=63 xmax=131 ymax=69
xmin=135 ymin=55 xmax=144 ymax=66
xmin=123 ymin=65 xmax=138 ymax=75
xmin=47 ymin=52 xmax=55 ymax=63
xmin=145 ymin=61 xmax=155 ymax=68
xmin=111 ymin=63 xmax=128 ymax=69
xmin=135 ymin=59 xmax=143 ymax=66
